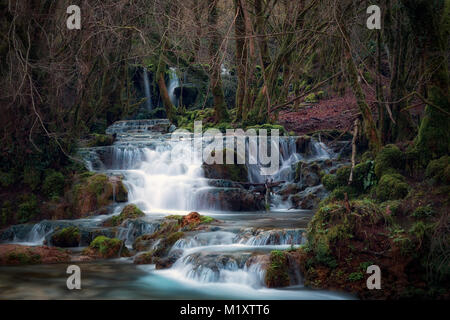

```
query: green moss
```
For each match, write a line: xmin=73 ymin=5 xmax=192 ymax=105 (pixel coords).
xmin=305 ymin=93 xmax=318 ymax=103
xmin=336 ymin=166 xmax=351 ymax=186
xmin=42 ymin=170 xmax=65 ymax=198
xmin=374 ymin=144 xmax=404 ymax=178
xmin=87 ymin=174 xmax=109 ymax=196
xmin=322 ymin=174 xmax=338 ymax=191
xmin=352 ymin=160 xmax=376 ymax=191
xmin=200 ymin=215 xmax=214 ymax=224
xmin=265 ymin=250 xmax=290 ymax=287
xmin=105 ymin=204 xmax=144 ymax=227
xmin=7 ymin=251 xmax=41 ymax=265
xmin=50 ymin=227 xmax=80 ymax=247
xmin=88 ymin=236 xmax=128 ymax=258
xmin=376 ymin=173 xmax=409 ymax=201
xmin=348 ymin=272 xmax=364 ymax=282
xmin=329 ymin=186 xmax=357 ymax=201
xmin=425 ymin=155 xmax=450 ymax=185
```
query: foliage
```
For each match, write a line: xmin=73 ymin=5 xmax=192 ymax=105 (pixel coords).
xmin=374 ymin=145 xmax=404 ymax=178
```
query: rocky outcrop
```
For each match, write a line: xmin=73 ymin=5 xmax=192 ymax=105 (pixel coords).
xmin=49 ymin=226 xmax=81 ymax=247
xmin=68 ymin=173 xmax=128 ymax=218
xmin=0 ymin=244 xmax=70 ymax=265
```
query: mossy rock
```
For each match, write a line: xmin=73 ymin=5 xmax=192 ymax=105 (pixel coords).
xmin=425 ymin=155 xmax=450 ymax=185
xmin=265 ymin=250 xmax=290 ymax=288
xmin=336 ymin=166 xmax=352 ymax=186
xmin=374 ymin=145 xmax=404 ymax=178
xmin=329 ymin=186 xmax=358 ymax=201
xmin=376 ymin=173 xmax=409 ymax=201
xmin=50 ymin=227 xmax=81 ymax=247
xmin=103 ymin=204 xmax=145 ymax=227
xmin=70 ymin=174 xmax=128 ymax=218
xmin=84 ymin=236 xmax=129 ymax=258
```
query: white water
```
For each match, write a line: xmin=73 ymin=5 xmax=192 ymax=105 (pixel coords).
xmin=142 ymin=68 xmax=152 ymax=111
xmin=168 ymin=67 xmax=180 ymax=107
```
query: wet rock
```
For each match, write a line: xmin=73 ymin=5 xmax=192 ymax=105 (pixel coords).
xmin=291 ymin=185 xmax=328 ymax=210
xmin=0 ymin=244 xmax=70 ymax=265
xmin=49 ymin=226 xmax=81 ymax=247
xmin=296 ymin=135 xmax=312 ymax=154
xmin=197 ymin=188 xmax=264 ymax=211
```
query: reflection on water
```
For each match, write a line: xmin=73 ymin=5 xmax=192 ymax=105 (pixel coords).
xmin=0 ymin=260 xmax=353 ymax=300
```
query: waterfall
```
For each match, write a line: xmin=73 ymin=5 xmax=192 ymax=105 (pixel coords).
xmin=142 ymin=68 xmax=152 ymax=111
xmin=168 ymin=67 xmax=180 ymax=107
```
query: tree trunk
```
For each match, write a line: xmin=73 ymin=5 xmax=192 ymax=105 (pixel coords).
xmin=403 ymin=0 xmax=450 ymax=162
xmin=208 ymin=0 xmax=229 ymax=122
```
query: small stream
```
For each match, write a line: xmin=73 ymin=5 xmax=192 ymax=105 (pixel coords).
xmin=0 ymin=120 xmax=353 ymax=300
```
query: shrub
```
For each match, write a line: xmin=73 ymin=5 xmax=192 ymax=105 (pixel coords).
xmin=376 ymin=174 xmax=409 ymax=201
xmin=412 ymin=205 xmax=436 ymax=219
xmin=42 ymin=170 xmax=65 ymax=198
xmin=374 ymin=144 xmax=403 ymax=178
xmin=17 ymin=194 xmax=39 ymax=223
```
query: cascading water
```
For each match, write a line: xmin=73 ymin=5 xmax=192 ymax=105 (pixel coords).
xmin=0 ymin=119 xmax=351 ymax=300
xmin=168 ymin=67 xmax=180 ymax=107
xmin=142 ymin=68 xmax=152 ymax=111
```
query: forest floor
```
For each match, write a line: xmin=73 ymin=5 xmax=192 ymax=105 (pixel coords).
xmin=278 ymin=88 xmax=425 ymax=136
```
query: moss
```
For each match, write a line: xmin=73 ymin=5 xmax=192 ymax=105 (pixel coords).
xmin=200 ymin=215 xmax=214 ymax=224
xmin=374 ymin=144 xmax=404 ymax=178
xmin=361 ymin=151 xmax=374 ymax=162
xmin=42 ymin=170 xmax=65 ymax=198
xmin=86 ymin=174 xmax=109 ymax=196
xmin=348 ymin=271 xmax=364 ymax=282
xmin=425 ymin=155 xmax=450 ymax=185
xmin=104 ymin=204 xmax=144 ymax=227
xmin=50 ymin=227 xmax=80 ymax=247
xmin=245 ymin=124 xmax=286 ymax=135
xmin=265 ymin=250 xmax=290 ymax=288
xmin=17 ymin=194 xmax=39 ymax=223
xmin=336 ymin=166 xmax=351 ymax=186
xmin=7 ymin=251 xmax=41 ymax=265
xmin=352 ymin=160 xmax=376 ymax=191
xmin=305 ymin=93 xmax=318 ymax=103
xmin=329 ymin=186 xmax=357 ymax=201
xmin=376 ymin=173 xmax=409 ymax=201
xmin=86 ymin=236 xmax=128 ymax=258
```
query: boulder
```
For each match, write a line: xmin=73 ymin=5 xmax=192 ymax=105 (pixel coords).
xmin=83 ymin=236 xmax=130 ymax=259
xmin=102 ymin=204 xmax=145 ymax=227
